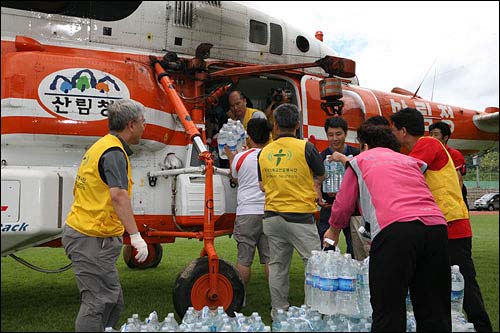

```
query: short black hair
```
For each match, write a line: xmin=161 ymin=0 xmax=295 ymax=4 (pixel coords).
xmin=324 ymin=117 xmax=348 ymax=133
xmin=364 ymin=115 xmax=389 ymax=126
xmin=390 ymin=107 xmax=424 ymax=136
xmin=429 ymin=121 xmax=452 ymax=141
xmin=357 ymin=124 xmax=401 ymax=152
xmin=274 ymin=103 xmax=299 ymax=130
xmin=247 ymin=118 xmax=272 ymax=144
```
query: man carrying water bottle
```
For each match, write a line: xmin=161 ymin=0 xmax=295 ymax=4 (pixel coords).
xmin=317 ymin=117 xmax=360 ymax=255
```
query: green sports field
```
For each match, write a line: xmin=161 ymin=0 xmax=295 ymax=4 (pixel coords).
xmin=1 ymin=214 xmax=498 ymax=331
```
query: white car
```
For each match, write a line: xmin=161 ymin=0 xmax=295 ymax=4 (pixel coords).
xmin=474 ymin=192 xmax=499 ymax=211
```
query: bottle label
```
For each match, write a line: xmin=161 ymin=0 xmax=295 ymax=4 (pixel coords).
xmin=332 ymin=277 xmax=339 ymax=291
xmin=312 ymin=275 xmax=320 ymax=288
xmin=305 ymin=272 xmax=313 ymax=285
xmin=338 ymin=277 xmax=355 ymax=292
xmin=319 ymin=277 xmax=333 ymax=291
xmin=451 ymin=290 xmax=464 ymax=301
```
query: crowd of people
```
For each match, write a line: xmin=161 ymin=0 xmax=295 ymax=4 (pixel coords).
xmin=63 ymin=94 xmax=492 ymax=332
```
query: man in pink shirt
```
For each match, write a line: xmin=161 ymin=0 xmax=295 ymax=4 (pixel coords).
xmin=324 ymin=124 xmax=451 ymax=332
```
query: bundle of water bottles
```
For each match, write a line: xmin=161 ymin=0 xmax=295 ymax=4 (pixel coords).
xmin=322 ymin=155 xmax=350 ymax=193
xmin=406 ymin=265 xmax=476 ymax=332
xmin=115 ymin=306 xmax=271 ymax=332
xmin=217 ymin=119 xmax=246 ymax=159
xmin=304 ymin=249 xmax=372 ymax=324
xmin=271 ymin=305 xmax=371 ymax=332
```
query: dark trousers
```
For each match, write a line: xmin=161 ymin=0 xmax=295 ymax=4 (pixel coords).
xmin=449 ymin=237 xmax=492 ymax=332
xmin=369 ymin=221 xmax=451 ymax=332
xmin=318 ymin=207 xmax=353 ymax=256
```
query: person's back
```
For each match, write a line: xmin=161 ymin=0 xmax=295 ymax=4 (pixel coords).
xmin=429 ymin=121 xmax=469 ymax=210
xmin=326 ymin=124 xmax=451 ymax=332
xmin=391 ymin=108 xmax=492 ymax=332
xmin=258 ymin=103 xmax=324 ymax=319
xmin=346 ymin=147 xmax=444 ymax=238
xmin=228 ymin=118 xmax=272 ymax=306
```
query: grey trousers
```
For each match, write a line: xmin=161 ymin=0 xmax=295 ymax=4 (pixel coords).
xmin=62 ymin=224 xmax=124 ymax=332
xmin=262 ymin=215 xmax=321 ymax=310
xmin=350 ymin=216 xmax=371 ymax=261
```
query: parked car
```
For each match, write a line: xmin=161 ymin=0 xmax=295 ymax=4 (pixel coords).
xmin=474 ymin=192 xmax=499 ymax=211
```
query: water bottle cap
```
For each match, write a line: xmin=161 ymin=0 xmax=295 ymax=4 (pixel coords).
xmin=452 ymin=265 xmax=460 ymax=272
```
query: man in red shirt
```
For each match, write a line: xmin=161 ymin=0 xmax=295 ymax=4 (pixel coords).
xmin=429 ymin=121 xmax=469 ymax=210
xmin=391 ymin=109 xmax=492 ymax=332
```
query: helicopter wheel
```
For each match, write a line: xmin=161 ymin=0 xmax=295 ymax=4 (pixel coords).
xmin=173 ymin=257 xmax=244 ymax=318
xmin=123 ymin=243 xmax=163 ymax=269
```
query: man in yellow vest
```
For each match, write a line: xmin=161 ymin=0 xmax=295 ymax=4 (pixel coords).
xmin=227 ymin=90 xmax=266 ymax=130
xmin=62 ymin=99 xmax=149 ymax=332
xmin=258 ymin=103 xmax=325 ymax=319
xmin=391 ymin=108 xmax=492 ymax=332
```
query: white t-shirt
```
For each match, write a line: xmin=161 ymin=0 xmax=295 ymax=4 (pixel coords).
xmin=231 ymin=148 xmax=265 ymax=215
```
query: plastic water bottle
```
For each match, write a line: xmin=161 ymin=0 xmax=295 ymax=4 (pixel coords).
xmin=182 ymin=307 xmax=199 ymax=325
xmin=406 ymin=289 xmax=413 ymax=313
xmin=323 ymin=155 xmax=335 ymax=193
xmin=160 ymin=313 xmax=178 ymax=332
xmin=333 ymin=159 xmax=345 ymax=192
xmin=337 ymin=253 xmax=358 ymax=316
xmin=217 ymin=129 xmax=228 ymax=159
xmin=235 ymin=120 xmax=246 ymax=151
xmin=310 ymin=251 xmax=324 ymax=311
xmin=318 ymin=251 xmax=335 ymax=315
xmin=357 ymin=257 xmax=372 ymax=319
xmin=226 ymin=124 xmax=238 ymax=154
xmin=271 ymin=308 xmax=287 ymax=332
xmin=305 ymin=250 xmax=320 ymax=307
xmin=451 ymin=265 xmax=465 ymax=315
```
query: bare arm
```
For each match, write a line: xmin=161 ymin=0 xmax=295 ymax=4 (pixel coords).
xmin=457 ymin=170 xmax=464 ymax=189
xmin=109 ymin=187 xmax=139 ymax=235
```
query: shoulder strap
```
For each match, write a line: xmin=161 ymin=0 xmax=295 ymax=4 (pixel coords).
xmin=235 ymin=148 xmax=256 ymax=173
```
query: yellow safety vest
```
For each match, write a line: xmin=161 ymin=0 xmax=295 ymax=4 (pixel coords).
xmin=66 ymin=134 xmax=132 ymax=237
xmin=259 ymin=137 xmax=317 ymax=213
xmin=242 ymin=107 xmax=261 ymax=129
xmin=423 ymin=139 xmax=469 ymax=222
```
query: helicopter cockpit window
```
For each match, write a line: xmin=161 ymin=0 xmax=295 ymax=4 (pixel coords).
xmin=249 ymin=20 xmax=268 ymax=45
xmin=270 ymin=23 xmax=283 ymax=55
xmin=296 ymin=35 xmax=310 ymax=53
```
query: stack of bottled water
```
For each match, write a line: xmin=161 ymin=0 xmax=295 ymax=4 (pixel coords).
xmin=118 ymin=307 xmax=271 ymax=332
xmin=405 ymin=265 xmax=476 ymax=332
xmin=272 ymin=305 xmax=326 ymax=332
xmin=217 ymin=119 xmax=246 ymax=159
xmin=305 ymin=249 xmax=367 ymax=323
xmin=322 ymin=156 xmax=346 ymax=193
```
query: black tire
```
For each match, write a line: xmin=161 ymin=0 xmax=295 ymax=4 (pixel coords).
xmin=488 ymin=204 xmax=494 ymax=211
xmin=123 ymin=243 xmax=163 ymax=269
xmin=173 ymin=257 xmax=244 ymax=318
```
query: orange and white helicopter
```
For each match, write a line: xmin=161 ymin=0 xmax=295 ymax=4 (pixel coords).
xmin=1 ymin=1 xmax=498 ymax=315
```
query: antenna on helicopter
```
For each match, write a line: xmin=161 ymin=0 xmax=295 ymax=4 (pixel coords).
xmin=431 ymin=64 xmax=438 ymax=101
xmin=413 ymin=58 xmax=437 ymax=99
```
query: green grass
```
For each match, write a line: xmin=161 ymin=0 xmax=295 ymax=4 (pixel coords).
xmin=1 ymin=215 xmax=498 ymax=331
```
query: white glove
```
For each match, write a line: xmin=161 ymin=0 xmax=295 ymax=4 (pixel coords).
xmin=130 ymin=233 xmax=148 ymax=263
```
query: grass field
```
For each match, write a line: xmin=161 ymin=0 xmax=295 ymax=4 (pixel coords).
xmin=1 ymin=214 xmax=498 ymax=331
